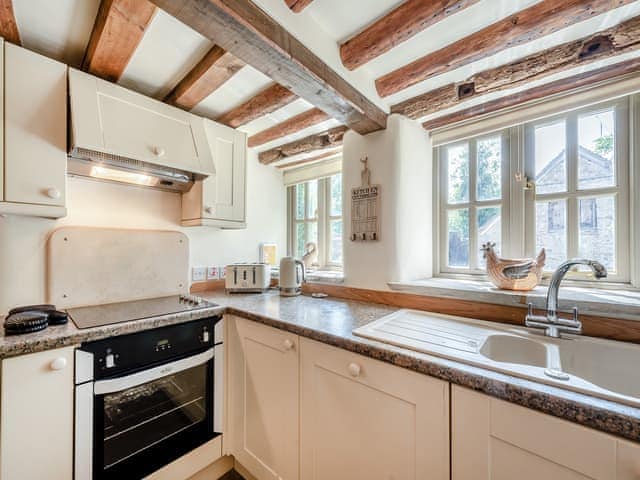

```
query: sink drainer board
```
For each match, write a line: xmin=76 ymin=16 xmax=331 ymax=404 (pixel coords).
xmin=353 ymin=310 xmax=488 ymax=354
xmin=353 ymin=309 xmax=640 ymax=409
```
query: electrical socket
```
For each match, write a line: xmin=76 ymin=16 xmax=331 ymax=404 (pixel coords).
xmin=207 ymin=267 xmax=219 ymax=280
xmin=191 ymin=266 xmax=207 ymax=282
xmin=218 ymin=266 xmax=226 ymax=279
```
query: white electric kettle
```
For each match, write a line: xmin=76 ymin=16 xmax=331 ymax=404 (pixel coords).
xmin=279 ymin=256 xmax=305 ymax=296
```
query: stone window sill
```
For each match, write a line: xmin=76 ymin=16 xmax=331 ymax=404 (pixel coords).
xmin=388 ymin=278 xmax=640 ymax=321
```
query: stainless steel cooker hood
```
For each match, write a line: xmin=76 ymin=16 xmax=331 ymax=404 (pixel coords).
xmin=67 ymin=148 xmax=203 ymax=193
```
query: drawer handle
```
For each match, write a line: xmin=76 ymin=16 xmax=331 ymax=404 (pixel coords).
xmin=347 ymin=362 xmax=361 ymax=377
xmin=50 ymin=357 xmax=67 ymax=371
xmin=46 ymin=188 xmax=61 ymax=199
xmin=283 ymin=339 xmax=294 ymax=351
xmin=204 ymin=206 xmax=214 ymax=214
xmin=153 ymin=146 xmax=166 ymax=157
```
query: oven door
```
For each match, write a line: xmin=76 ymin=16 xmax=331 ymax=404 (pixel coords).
xmin=77 ymin=348 xmax=216 ymax=480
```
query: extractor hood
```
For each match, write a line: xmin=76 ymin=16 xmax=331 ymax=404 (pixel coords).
xmin=67 ymin=149 xmax=202 ymax=193
xmin=68 ymin=68 xmax=215 ymax=193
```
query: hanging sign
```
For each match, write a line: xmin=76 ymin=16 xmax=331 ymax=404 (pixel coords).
xmin=350 ymin=156 xmax=380 ymax=241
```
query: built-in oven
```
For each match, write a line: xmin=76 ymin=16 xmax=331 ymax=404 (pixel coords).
xmin=74 ymin=317 xmax=223 ymax=480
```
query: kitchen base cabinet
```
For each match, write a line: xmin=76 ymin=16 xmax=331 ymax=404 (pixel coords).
xmin=0 ymin=347 xmax=74 ymax=480
xmin=452 ymin=385 xmax=640 ymax=480
xmin=300 ymin=338 xmax=450 ymax=480
xmin=227 ymin=316 xmax=299 ymax=480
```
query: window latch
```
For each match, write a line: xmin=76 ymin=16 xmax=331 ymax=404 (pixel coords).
xmin=515 ymin=172 xmax=535 ymax=191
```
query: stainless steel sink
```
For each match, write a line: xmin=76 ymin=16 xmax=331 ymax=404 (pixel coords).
xmin=353 ymin=309 xmax=640 ymax=408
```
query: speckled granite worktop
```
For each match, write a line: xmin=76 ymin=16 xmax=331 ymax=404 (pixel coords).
xmin=1 ymin=289 xmax=639 ymax=443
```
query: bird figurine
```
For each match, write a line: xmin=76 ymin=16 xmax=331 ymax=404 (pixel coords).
xmin=481 ymin=242 xmax=546 ymax=291
xmin=302 ymin=241 xmax=318 ymax=270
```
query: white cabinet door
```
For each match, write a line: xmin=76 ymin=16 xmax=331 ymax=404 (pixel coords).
xmin=300 ymin=338 xmax=450 ymax=480
xmin=227 ymin=316 xmax=299 ymax=480
xmin=452 ymin=385 xmax=640 ymax=480
xmin=1 ymin=347 xmax=74 ymax=480
xmin=4 ymin=43 xmax=66 ymax=207
xmin=68 ymin=68 xmax=213 ymax=176
xmin=182 ymin=121 xmax=247 ymax=227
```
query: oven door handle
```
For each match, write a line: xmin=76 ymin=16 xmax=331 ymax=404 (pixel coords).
xmin=94 ymin=348 xmax=214 ymax=395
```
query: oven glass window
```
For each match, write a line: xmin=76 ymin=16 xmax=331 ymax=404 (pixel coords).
xmin=102 ymin=363 xmax=207 ymax=470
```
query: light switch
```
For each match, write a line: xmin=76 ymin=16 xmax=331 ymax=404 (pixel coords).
xmin=192 ymin=266 xmax=207 ymax=282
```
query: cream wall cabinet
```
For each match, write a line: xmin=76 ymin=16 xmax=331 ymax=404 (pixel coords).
xmin=182 ymin=120 xmax=247 ymax=228
xmin=452 ymin=385 xmax=640 ymax=480
xmin=299 ymin=338 xmax=450 ymax=480
xmin=0 ymin=41 xmax=67 ymax=218
xmin=0 ymin=347 xmax=74 ymax=480
xmin=227 ymin=316 xmax=299 ymax=480
xmin=68 ymin=68 xmax=214 ymax=177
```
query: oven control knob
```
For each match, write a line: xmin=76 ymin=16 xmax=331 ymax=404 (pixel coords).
xmin=105 ymin=353 xmax=116 ymax=368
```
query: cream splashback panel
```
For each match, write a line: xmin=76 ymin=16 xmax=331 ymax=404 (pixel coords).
xmin=47 ymin=227 xmax=189 ymax=308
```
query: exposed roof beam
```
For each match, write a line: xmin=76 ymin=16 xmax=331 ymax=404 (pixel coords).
xmin=0 ymin=0 xmax=21 ymax=45
xmin=422 ymin=57 xmax=640 ymax=131
xmin=248 ymin=108 xmax=330 ymax=147
xmin=393 ymin=15 xmax=640 ymax=119
xmin=376 ymin=0 xmax=636 ymax=97
xmin=276 ymin=150 xmax=341 ymax=169
xmin=148 ymin=0 xmax=387 ymax=134
xmin=83 ymin=0 xmax=157 ymax=82
xmin=216 ymin=83 xmax=298 ymax=128
xmin=285 ymin=0 xmax=314 ymax=13
xmin=340 ymin=0 xmax=479 ymax=71
xmin=259 ymin=126 xmax=348 ymax=164
xmin=165 ymin=46 xmax=244 ymax=110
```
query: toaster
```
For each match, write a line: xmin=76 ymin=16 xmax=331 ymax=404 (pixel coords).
xmin=225 ymin=263 xmax=272 ymax=293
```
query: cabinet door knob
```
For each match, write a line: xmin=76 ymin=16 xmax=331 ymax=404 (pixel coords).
xmin=347 ymin=362 xmax=361 ymax=377
xmin=153 ymin=146 xmax=166 ymax=157
xmin=283 ymin=339 xmax=294 ymax=351
xmin=46 ymin=188 xmax=61 ymax=199
xmin=204 ymin=206 xmax=213 ymax=214
xmin=50 ymin=357 xmax=67 ymax=371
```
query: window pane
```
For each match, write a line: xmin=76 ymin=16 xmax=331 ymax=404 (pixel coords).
xmin=295 ymin=223 xmax=305 ymax=258
xmin=579 ymin=196 xmax=615 ymax=272
xmin=330 ymin=220 xmax=343 ymax=264
xmin=578 ymin=109 xmax=615 ymax=189
xmin=307 ymin=221 xmax=318 ymax=250
xmin=477 ymin=137 xmax=502 ymax=201
xmin=295 ymin=184 xmax=305 ymax=220
xmin=536 ymin=200 xmax=567 ymax=270
xmin=330 ymin=174 xmax=342 ymax=217
xmin=535 ymin=121 xmax=566 ymax=194
xmin=307 ymin=180 xmax=318 ymax=219
xmin=447 ymin=143 xmax=469 ymax=204
xmin=448 ymin=209 xmax=469 ymax=268
xmin=477 ymin=207 xmax=501 ymax=268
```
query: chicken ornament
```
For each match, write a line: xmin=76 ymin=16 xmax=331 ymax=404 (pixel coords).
xmin=481 ymin=242 xmax=546 ymax=291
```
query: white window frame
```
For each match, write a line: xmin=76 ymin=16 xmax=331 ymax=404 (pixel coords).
xmin=434 ymin=96 xmax=634 ymax=286
xmin=287 ymin=174 xmax=343 ymax=270
xmin=437 ymin=130 xmax=511 ymax=275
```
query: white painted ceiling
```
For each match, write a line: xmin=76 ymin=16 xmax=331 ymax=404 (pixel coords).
xmin=9 ymin=0 xmax=640 ymax=163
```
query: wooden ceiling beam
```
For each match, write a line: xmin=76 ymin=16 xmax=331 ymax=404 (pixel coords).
xmin=276 ymin=150 xmax=341 ymax=169
xmin=83 ymin=0 xmax=157 ymax=82
xmin=340 ymin=0 xmax=479 ymax=71
xmin=376 ymin=0 xmax=636 ymax=97
xmin=393 ymin=16 xmax=640 ymax=119
xmin=422 ymin=57 xmax=640 ymax=131
xmin=0 ymin=0 xmax=21 ymax=45
xmin=165 ymin=45 xmax=245 ymax=110
xmin=148 ymin=0 xmax=387 ymax=134
xmin=259 ymin=126 xmax=348 ymax=164
xmin=248 ymin=107 xmax=330 ymax=147
xmin=216 ymin=83 xmax=298 ymax=128
xmin=285 ymin=0 xmax=314 ymax=13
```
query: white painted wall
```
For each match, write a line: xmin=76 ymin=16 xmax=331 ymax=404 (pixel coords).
xmin=0 ymin=150 xmax=286 ymax=314
xmin=342 ymin=114 xmax=433 ymax=290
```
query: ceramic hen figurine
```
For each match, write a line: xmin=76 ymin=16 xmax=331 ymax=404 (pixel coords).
xmin=481 ymin=242 xmax=546 ymax=291
xmin=302 ymin=241 xmax=318 ymax=269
